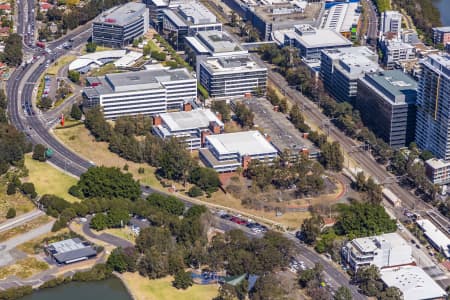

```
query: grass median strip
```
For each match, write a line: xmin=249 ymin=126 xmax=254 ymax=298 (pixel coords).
xmin=0 ymin=257 xmax=49 ymax=280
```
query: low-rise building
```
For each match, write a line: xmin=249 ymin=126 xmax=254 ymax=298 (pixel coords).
xmin=83 ymin=67 xmax=197 ymax=119
xmin=380 ymin=10 xmax=402 ymax=37
xmin=432 ymin=26 xmax=450 ymax=45
xmin=416 ymin=219 xmax=450 ymax=259
xmin=320 ymin=46 xmax=379 ymax=103
xmin=162 ymin=2 xmax=222 ymax=50
xmin=199 ymin=131 xmax=278 ymax=172
xmin=152 ymin=108 xmax=224 ymax=150
xmin=380 ymin=266 xmax=447 ymax=300
xmin=355 ymin=70 xmax=417 ymax=148
xmin=380 ymin=38 xmax=416 ymax=69
xmin=283 ymin=24 xmax=352 ymax=60
xmin=45 ymin=238 xmax=97 ymax=265
xmin=320 ymin=1 xmax=361 ymax=40
xmin=92 ymin=2 xmax=149 ymax=48
xmin=199 ymin=54 xmax=267 ymax=98
xmin=425 ymin=158 xmax=450 ymax=186
xmin=342 ymin=232 xmax=414 ymax=271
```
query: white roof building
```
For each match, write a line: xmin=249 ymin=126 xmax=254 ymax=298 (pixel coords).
xmin=416 ymin=219 xmax=450 ymax=258
xmin=69 ymin=50 xmax=127 ymax=72
xmin=342 ymin=232 xmax=414 ymax=271
xmin=380 ymin=266 xmax=447 ymax=300
xmin=320 ymin=1 xmax=361 ymax=34
xmin=199 ymin=131 xmax=278 ymax=172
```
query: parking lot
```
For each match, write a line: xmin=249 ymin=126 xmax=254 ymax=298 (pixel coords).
xmin=217 ymin=211 xmax=268 ymax=234
xmin=240 ymin=98 xmax=320 ymax=160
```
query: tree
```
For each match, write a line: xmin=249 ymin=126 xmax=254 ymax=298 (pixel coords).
xmin=250 ymin=274 xmax=287 ymax=300
xmin=188 ymin=186 xmax=203 ymax=197
xmin=32 ymin=144 xmax=47 ymax=162
xmin=76 ymin=166 xmax=141 ymax=200
xmin=298 ymin=263 xmax=323 ymax=288
xmin=320 ymin=141 xmax=344 ymax=171
xmin=21 ymin=182 xmax=36 ymax=198
xmin=6 ymin=182 xmax=16 ymax=195
xmin=230 ymin=11 xmax=239 ymax=27
xmin=301 ymin=214 xmax=324 ymax=245
xmin=379 ymin=286 xmax=403 ymax=300
xmin=189 ymin=167 xmax=220 ymax=193
xmin=90 ymin=213 xmax=108 ymax=230
xmin=172 ymin=270 xmax=193 ymax=289
xmin=157 ymin=138 xmax=194 ymax=183
xmin=210 ymin=101 xmax=231 ymax=122
xmin=354 ymin=265 xmax=383 ymax=297
xmin=334 ymin=286 xmax=352 ymax=300
xmin=147 ymin=193 xmax=185 ymax=216
xmin=86 ymin=42 xmax=97 ymax=53
xmin=234 ymin=103 xmax=254 ymax=128
xmin=4 ymin=33 xmax=23 ymax=66
xmin=107 ymin=248 xmax=130 ymax=273
xmin=6 ymin=207 xmax=16 ymax=219
xmin=68 ymin=70 xmax=80 ymax=83
xmin=70 ymin=104 xmax=82 ymax=120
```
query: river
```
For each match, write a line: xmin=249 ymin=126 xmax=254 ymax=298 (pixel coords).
xmin=20 ymin=278 xmax=133 ymax=300
xmin=434 ymin=0 xmax=450 ymax=26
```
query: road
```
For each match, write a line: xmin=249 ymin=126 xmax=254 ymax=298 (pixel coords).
xmin=0 ymin=209 xmax=43 ymax=233
xmin=365 ymin=0 xmax=378 ymax=45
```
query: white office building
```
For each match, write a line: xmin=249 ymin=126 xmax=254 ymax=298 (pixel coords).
xmin=320 ymin=46 xmax=379 ymax=103
xmin=283 ymin=24 xmax=352 ymax=60
xmin=82 ymin=68 xmax=197 ymax=119
xmin=199 ymin=54 xmax=267 ymax=98
xmin=380 ymin=38 xmax=416 ymax=69
xmin=425 ymin=158 xmax=450 ymax=185
xmin=152 ymin=108 xmax=224 ymax=150
xmin=92 ymin=3 xmax=149 ymax=48
xmin=416 ymin=219 xmax=450 ymax=258
xmin=199 ymin=131 xmax=278 ymax=172
xmin=162 ymin=2 xmax=222 ymax=50
xmin=380 ymin=10 xmax=402 ymax=37
xmin=415 ymin=54 xmax=450 ymax=161
xmin=381 ymin=266 xmax=447 ymax=300
xmin=342 ymin=233 xmax=414 ymax=271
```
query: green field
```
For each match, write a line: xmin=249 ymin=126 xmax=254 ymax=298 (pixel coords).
xmin=25 ymin=155 xmax=79 ymax=202
xmin=122 ymin=273 xmax=218 ymax=300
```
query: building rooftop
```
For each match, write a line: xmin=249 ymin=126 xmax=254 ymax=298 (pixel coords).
xmin=384 ymin=39 xmax=415 ymax=51
xmin=380 ymin=266 xmax=447 ymax=300
xmin=288 ymin=25 xmax=352 ymax=48
xmin=85 ymin=68 xmax=194 ymax=96
xmin=322 ymin=47 xmax=380 ymax=78
xmin=352 ymin=233 xmax=409 ymax=253
xmin=423 ymin=54 xmax=450 ymax=78
xmin=197 ymin=31 xmax=244 ymax=53
xmin=425 ymin=158 xmax=450 ymax=170
xmin=201 ymin=54 xmax=266 ymax=74
xmin=206 ymin=131 xmax=277 ymax=157
xmin=362 ymin=70 xmax=417 ymax=104
xmin=165 ymin=2 xmax=217 ymax=27
xmin=95 ymin=2 xmax=146 ymax=26
xmin=320 ymin=1 xmax=361 ymax=32
xmin=434 ymin=26 xmax=450 ymax=33
xmin=416 ymin=219 xmax=450 ymax=258
xmin=46 ymin=238 xmax=97 ymax=264
xmin=159 ymin=109 xmax=224 ymax=132
xmin=322 ymin=46 xmax=377 ymax=61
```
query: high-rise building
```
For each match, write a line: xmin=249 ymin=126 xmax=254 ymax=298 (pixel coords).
xmin=92 ymin=3 xmax=149 ymax=48
xmin=415 ymin=54 xmax=450 ymax=160
xmin=380 ymin=10 xmax=402 ymax=36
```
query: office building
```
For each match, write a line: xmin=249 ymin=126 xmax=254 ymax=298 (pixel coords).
xmin=92 ymin=3 xmax=149 ymax=48
xmin=416 ymin=54 xmax=450 ymax=160
xmin=162 ymin=2 xmax=222 ymax=50
xmin=380 ymin=10 xmax=402 ymax=37
xmin=82 ymin=68 xmax=197 ymax=119
xmin=184 ymin=30 xmax=247 ymax=74
xmin=342 ymin=233 xmax=414 ymax=271
xmin=425 ymin=158 xmax=450 ymax=185
xmin=416 ymin=219 xmax=450 ymax=259
xmin=152 ymin=108 xmax=224 ymax=150
xmin=143 ymin=0 xmax=183 ymax=31
xmin=381 ymin=266 xmax=447 ymax=300
xmin=356 ymin=70 xmax=417 ymax=148
xmin=319 ymin=1 xmax=361 ymax=40
xmin=199 ymin=131 xmax=278 ymax=172
xmin=45 ymin=238 xmax=97 ymax=265
xmin=284 ymin=25 xmax=352 ymax=60
xmin=321 ymin=46 xmax=379 ymax=103
xmin=432 ymin=26 xmax=450 ymax=45
xmin=199 ymin=54 xmax=267 ymax=98
xmin=380 ymin=39 xmax=416 ymax=69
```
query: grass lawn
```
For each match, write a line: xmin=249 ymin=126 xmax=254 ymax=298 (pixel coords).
xmin=0 ymin=257 xmax=49 ymax=280
xmin=89 ymin=63 xmax=121 ymax=77
xmin=121 ymin=273 xmax=218 ymax=300
xmin=0 ymin=178 xmax=35 ymax=223
xmin=17 ymin=228 xmax=70 ymax=255
xmin=81 ymin=45 xmax=114 ymax=55
xmin=46 ymin=55 xmax=76 ymax=75
xmin=53 ymin=122 xmax=162 ymax=188
xmin=24 ymin=154 xmax=79 ymax=203
xmin=0 ymin=215 xmax=51 ymax=243
xmin=101 ymin=227 xmax=136 ymax=244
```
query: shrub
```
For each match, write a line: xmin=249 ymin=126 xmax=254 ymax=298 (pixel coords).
xmin=6 ymin=207 xmax=16 ymax=219
xmin=187 ymin=186 xmax=203 ymax=197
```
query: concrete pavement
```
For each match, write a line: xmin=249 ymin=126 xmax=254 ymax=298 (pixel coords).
xmin=0 ymin=210 xmax=43 ymax=233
